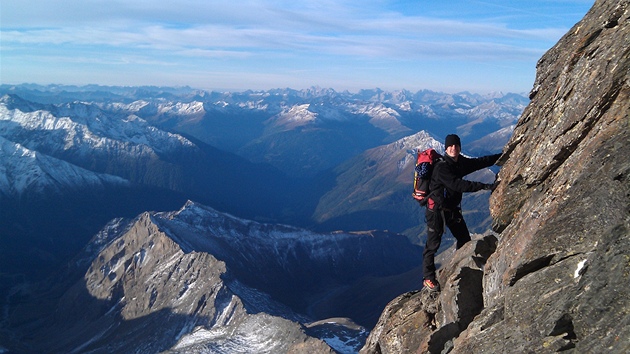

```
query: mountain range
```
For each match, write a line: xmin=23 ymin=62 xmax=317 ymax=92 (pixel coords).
xmin=1 ymin=1 xmax=623 ymax=352
xmin=0 ymin=86 xmax=523 ymax=271
xmin=0 ymin=84 xmax=526 ymax=352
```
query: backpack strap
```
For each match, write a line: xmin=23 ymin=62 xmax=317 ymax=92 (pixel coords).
xmin=425 ymin=159 xmax=445 ymax=210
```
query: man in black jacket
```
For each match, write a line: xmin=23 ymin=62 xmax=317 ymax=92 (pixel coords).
xmin=422 ymin=134 xmax=501 ymax=291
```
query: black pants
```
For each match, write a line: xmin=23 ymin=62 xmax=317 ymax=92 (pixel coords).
xmin=422 ymin=208 xmax=471 ymax=281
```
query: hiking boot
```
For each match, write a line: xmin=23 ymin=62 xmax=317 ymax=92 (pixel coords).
xmin=423 ymin=279 xmax=440 ymax=292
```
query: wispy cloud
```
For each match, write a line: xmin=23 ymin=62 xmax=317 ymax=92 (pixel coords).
xmin=1 ymin=0 xmax=594 ymax=92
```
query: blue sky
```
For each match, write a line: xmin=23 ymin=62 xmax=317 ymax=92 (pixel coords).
xmin=1 ymin=0 xmax=594 ymax=94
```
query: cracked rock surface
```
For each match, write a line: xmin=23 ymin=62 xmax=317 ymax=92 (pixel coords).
xmin=361 ymin=0 xmax=629 ymax=352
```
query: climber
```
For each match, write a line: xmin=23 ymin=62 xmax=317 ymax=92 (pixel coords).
xmin=422 ymin=134 xmax=501 ymax=291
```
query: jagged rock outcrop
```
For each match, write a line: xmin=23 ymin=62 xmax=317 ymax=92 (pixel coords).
xmin=5 ymin=213 xmax=333 ymax=353
xmin=361 ymin=0 xmax=630 ymax=352
xmin=360 ymin=234 xmax=498 ymax=354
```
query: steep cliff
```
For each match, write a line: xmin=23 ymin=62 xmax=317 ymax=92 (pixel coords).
xmin=362 ymin=0 xmax=629 ymax=352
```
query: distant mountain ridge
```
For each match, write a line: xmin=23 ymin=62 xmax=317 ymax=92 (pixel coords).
xmin=1 ymin=84 xmax=526 ymax=176
xmin=0 ymin=85 xmax=524 ymax=352
xmin=0 ymin=86 xmax=520 ymax=277
xmin=0 ymin=92 xmax=305 ymax=278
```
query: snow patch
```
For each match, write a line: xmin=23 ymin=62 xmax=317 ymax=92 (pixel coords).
xmin=171 ymin=326 xmax=228 ymax=350
xmin=279 ymin=104 xmax=317 ymax=123
xmin=574 ymin=259 xmax=587 ymax=278
xmin=70 ymin=323 xmax=115 ymax=354
xmin=0 ymin=134 xmax=130 ymax=196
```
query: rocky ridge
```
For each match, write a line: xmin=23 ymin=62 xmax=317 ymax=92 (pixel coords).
xmin=4 ymin=211 xmax=335 ymax=353
xmin=361 ymin=0 xmax=629 ymax=353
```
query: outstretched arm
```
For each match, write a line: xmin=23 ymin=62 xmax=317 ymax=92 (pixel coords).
xmin=462 ymin=153 xmax=502 ymax=175
xmin=437 ymin=165 xmax=492 ymax=193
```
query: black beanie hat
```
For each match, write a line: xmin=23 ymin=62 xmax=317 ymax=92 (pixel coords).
xmin=445 ymin=134 xmax=461 ymax=147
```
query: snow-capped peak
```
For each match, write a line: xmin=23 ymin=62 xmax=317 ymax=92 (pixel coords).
xmin=281 ymin=104 xmax=317 ymax=123
xmin=0 ymin=98 xmax=196 ymax=157
xmin=157 ymin=101 xmax=205 ymax=116
xmin=0 ymin=135 xmax=128 ymax=196
xmin=387 ymin=130 xmax=444 ymax=157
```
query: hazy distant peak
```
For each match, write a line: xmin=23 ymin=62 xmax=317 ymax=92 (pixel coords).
xmin=0 ymin=94 xmax=44 ymax=112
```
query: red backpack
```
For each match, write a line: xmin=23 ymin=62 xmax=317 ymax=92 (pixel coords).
xmin=412 ymin=148 xmax=442 ymax=206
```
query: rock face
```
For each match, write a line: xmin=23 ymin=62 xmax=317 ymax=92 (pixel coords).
xmin=361 ymin=0 xmax=630 ymax=352
xmin=360 ymin=234 xmax=498 ymax=354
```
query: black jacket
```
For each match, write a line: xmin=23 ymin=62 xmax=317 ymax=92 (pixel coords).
xmin=429 ymin=153 xmax=501 ymax=210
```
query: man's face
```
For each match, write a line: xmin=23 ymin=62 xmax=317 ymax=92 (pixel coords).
xmin=446 ymin=144 xmax=461 ymax=158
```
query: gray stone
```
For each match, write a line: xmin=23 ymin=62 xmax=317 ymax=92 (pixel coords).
xmin=361 ymin=0 xmax=630 ymax=352
xmin=362 ymin=235 xmax=498 ymax=354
